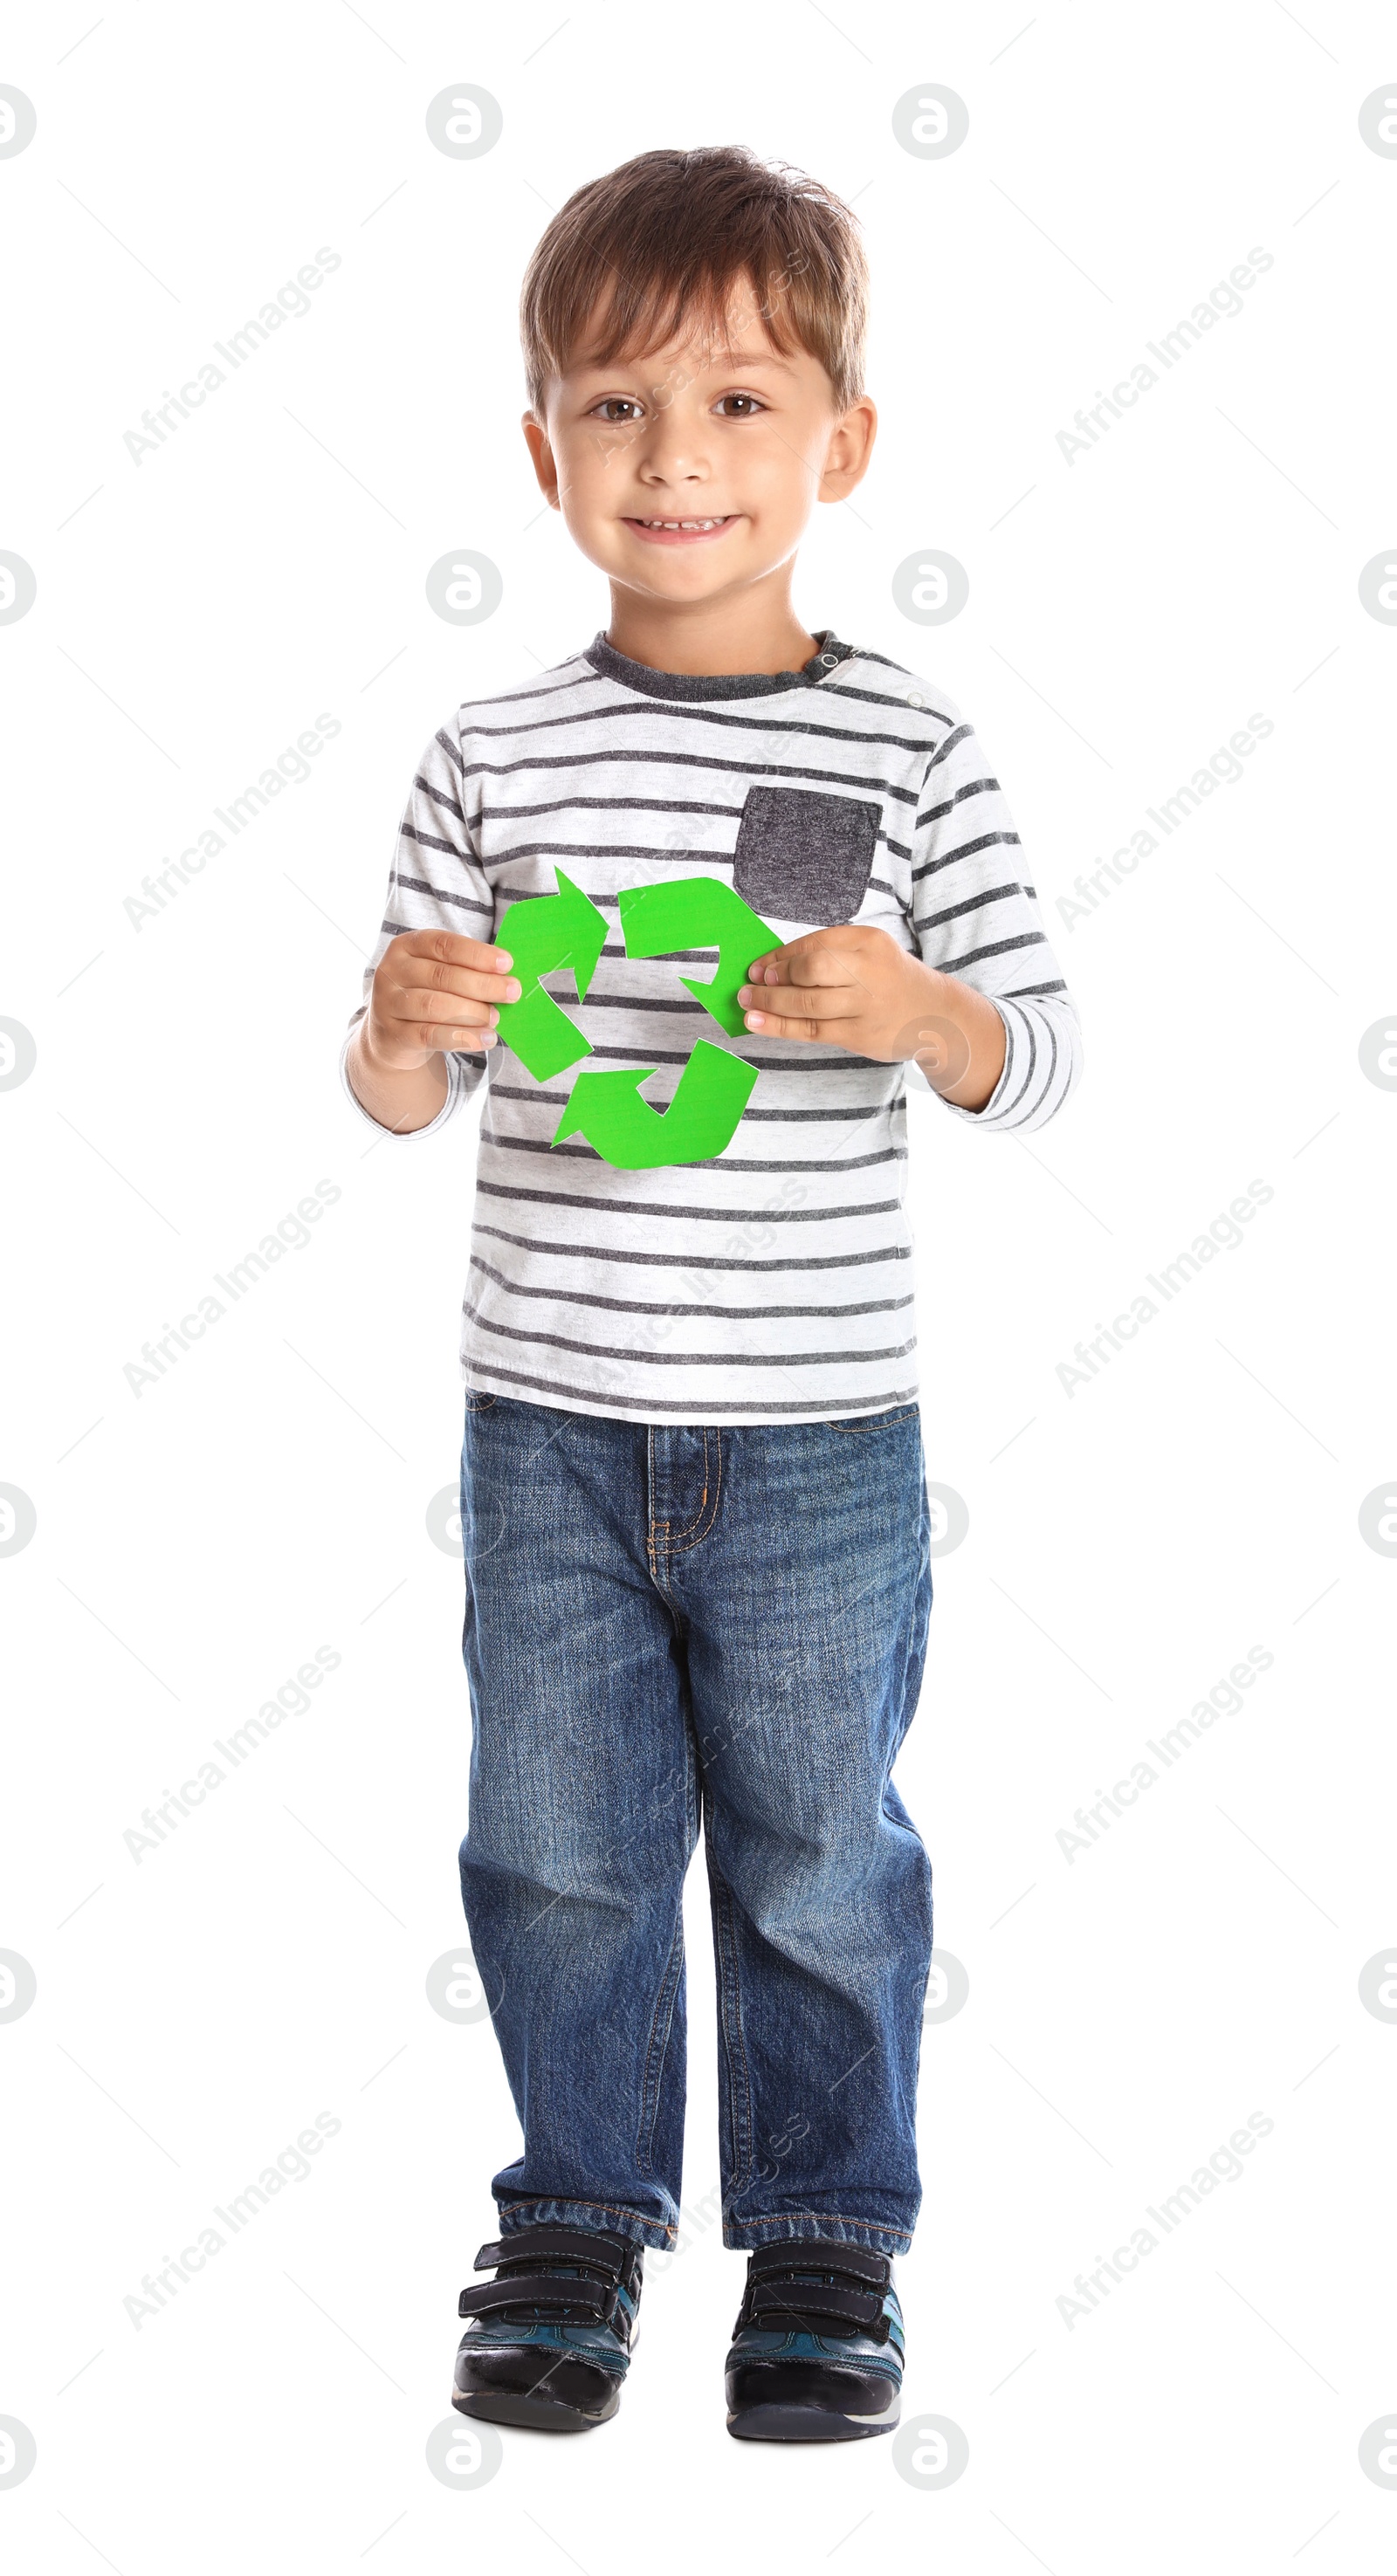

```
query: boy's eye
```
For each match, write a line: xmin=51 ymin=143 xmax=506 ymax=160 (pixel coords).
xmin=714 ymin=393 xmax=766 ymax=418
xmin=590 ymin=397 xmax=644 ymax=422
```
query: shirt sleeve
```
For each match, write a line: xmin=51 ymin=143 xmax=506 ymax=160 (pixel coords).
xmin=339 ymin=711 xmax=496 ymax=1137
xmin=909 ymin=701 xmax=1083 ymax=1131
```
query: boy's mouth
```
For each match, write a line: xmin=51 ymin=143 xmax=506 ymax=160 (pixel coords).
xmin=622 ymin=515 xmax=739 ymax=546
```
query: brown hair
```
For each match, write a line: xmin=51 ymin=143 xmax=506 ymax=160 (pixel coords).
xmin=520 ymin=145 xmax=868 ymax=414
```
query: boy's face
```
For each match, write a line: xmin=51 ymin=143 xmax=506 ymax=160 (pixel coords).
xmin=523 ymin=283 xmax=876 ymax=616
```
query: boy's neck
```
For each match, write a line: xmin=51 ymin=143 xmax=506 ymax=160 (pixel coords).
xmin=602 ymin=578 xmax=821 ymax=680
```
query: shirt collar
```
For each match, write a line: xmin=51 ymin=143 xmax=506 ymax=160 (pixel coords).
xmin=582 ymin=629 xmax=855 ymax=703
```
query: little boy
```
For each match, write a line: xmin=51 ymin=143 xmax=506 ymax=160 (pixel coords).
xmin=341 ymin=145 xmax=1081 ymax=2442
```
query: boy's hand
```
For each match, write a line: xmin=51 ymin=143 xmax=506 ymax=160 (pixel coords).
xmin=362 ymin=931 xmax=520 ymax=1070
xmin=737 ymin=924 xmax=1007 ymax=1111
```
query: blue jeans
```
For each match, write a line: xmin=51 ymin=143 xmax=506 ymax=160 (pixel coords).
xmin=457 ymin=1395 xmax=934 ymax=2258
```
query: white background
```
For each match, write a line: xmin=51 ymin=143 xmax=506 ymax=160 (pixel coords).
xmin=3 ymin=1 xmax=1395 ymax=2566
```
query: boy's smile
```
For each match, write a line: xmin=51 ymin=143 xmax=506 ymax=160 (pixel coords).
xmin=623 ymin=513 xmax=740 ymax=545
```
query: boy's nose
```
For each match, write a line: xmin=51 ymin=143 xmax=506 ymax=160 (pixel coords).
xmin=636 ymin=420 xmax=712 ymax=483
xmin=637 ymin=452 xmax=709 ymax=485
xmin=637 ymin=476 xmax=712 ymax=499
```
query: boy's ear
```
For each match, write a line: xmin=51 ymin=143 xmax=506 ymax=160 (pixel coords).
xmin=522 ymin=412 xmax=561 ymax=508
xmin=816 ymin=395 xmax=877 ymax=505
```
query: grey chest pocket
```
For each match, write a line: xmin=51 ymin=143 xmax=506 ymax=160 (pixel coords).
xmin=732 ymin=785 xmax=881 ymax=927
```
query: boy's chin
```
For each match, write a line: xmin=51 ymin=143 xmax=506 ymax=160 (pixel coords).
xmin=595 ymin=537 xmax=781 ymax=601
xmin=601 ymin=558 xmax=747 ymax=599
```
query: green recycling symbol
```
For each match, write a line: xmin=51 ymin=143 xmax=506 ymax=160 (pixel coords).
xmin=491 ymin=869 xmax=779 ymax=1170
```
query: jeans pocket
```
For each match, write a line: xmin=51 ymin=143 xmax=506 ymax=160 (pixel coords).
xmin=464 ymin=1391 xmax=499 ymax=1414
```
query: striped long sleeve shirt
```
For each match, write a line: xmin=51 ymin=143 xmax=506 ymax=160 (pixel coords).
xmin=340 ymin=629 xmax=1083 ymax=1422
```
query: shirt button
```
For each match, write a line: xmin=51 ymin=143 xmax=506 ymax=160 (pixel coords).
xmin=819 ymin=651 xmax=837 ymax=665
xmin=907 ymin=693 xmax=925 ymax=708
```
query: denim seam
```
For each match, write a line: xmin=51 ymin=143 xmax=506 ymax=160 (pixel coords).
xmin=635 ymin=1906 xmax=686 ymax=2179
xmin=645 ymin=1425 xmax=662 ymax=1587
xmin=897 ymin=1485 xmax=934 ymax=2126
xmin=647 ymin=1426 xmax=723 ymax=1573
xmin=684 ymin=1678 xmax=699 ymax=1847
xmin=665 ymin=1422 xmax=711 ymax=1542
xmin=725 ymin=2211 xmax=914 ymax=2243
xmin=498 ymin=2195 xmax=677 ymax=2243
xmin=665 ymin=1423 xmax=723 ymax=1553
xmin=705 ymin=1831 xmax=755 ymax=2188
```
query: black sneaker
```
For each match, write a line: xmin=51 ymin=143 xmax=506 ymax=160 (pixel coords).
xmin=725 ymin=2240 xmax=903 ymax=2442
xmin=451 ymin=2224 xmax=643 ymax=2433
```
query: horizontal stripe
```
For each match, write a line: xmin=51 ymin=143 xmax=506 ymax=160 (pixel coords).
xmin=923 ymin=722 xmax=974 ymax=773
xmin=414 ymin=773 xmax=469 ymax=823
xmin=486 ymin=1081 xmax=903 ymax=1124
xmin=461 ymin=745 xmax=921 ymax=804
xmin=464 ymin=839 xmax=734 ymax=871
xmin=916 ymin=881 xmax=1029 ymax=931
xmin=464 ymin=1302 xmax=918 ymax=1368
xmin=912 ymin=830 xmax=1022 ymax=883
xmin=460 ymin=694 xmax=948 ymax=756
xmin=474 ymin=1220 xmax=917 ymax=1272
xmin=478 ymin=1126 xmax=907 ymax=1175
xmin=913 ymin=778 xmax=1001 ymax=827
xmin=493 ymin=1042 xmax=892 ymax=1075
xmin=479 ymin=792 xmax=747 ymax=826
xmin=937 ymin=930 xmax=1047 ymax=972
xmin=458 ymin=664 xmax=602 ymax=715
xmin=463 ymin=1357 xmax=922 ymax=1416
xmin=471 ymin=1178 xmax=905 ymax=1223
xmin=393 ymin=871 xmax=491 ymax=916
xmin=469 ymin=1254 xmax=915 ymax=1322
xmin=473 ymin=839 xmax=910 ymax=884
xmin=822 ymin=680 xmax=957 ymax=723
xmin=471 ymin=1220 xmax=912 ymax=1274
xmin=400 ymin=821 xmax=462 ymax=859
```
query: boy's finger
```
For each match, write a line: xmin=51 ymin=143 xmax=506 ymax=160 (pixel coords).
xmin=401 ymin=930 xmax=515 ymax=973
xmin=744 ymin=938 xmax=827 ymax=979
xmin=743 ymin=939 xmax=853 ymax=992
xmin=391 ymin=987 xmax=502 ymax=1029
xmin=747 ymin=927 xmax=850 ymax=973
xmin=429 ymin=1027 xmax=497 ymax=1053
xmin=403 ymin=1020 xmax=497 ymax=1052
xmin=741 ymin=987 xmax=864 ymax=1039
xmin=739 ymin=1005 xmax=837 ymax=1043
xmin=398 ymin=959 xmax=523 ymax=1005
xmin=738 ymin=977 xmax=860 ymax=1020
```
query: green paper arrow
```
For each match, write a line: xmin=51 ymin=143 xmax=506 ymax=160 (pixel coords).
xmin=617 ymin=876 xmax=779 ymax=1036
xmin=553 ymin=1038 xmax=758 ymax=1170
xmin=492 ymin=867 xmax=609 ymax=1081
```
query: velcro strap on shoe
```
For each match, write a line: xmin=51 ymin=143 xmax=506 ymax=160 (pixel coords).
xmin=747 ymin=2280 xmax=885 ymax=2333
xmin=458 ymin=2272 xmax=610 ymax=2322
xmin=471 ymin=2226 xmax=630 ymax=2278
xmin=748 ymin=2240 xmax=891 ymax=2289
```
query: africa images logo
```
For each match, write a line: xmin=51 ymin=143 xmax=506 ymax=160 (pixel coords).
xmin=492 ymin=869 xmax=780 ymax=1170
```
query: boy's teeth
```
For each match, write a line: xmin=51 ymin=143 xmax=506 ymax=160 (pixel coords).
xmin=640 ymin=516 xmax=726 ymax=529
